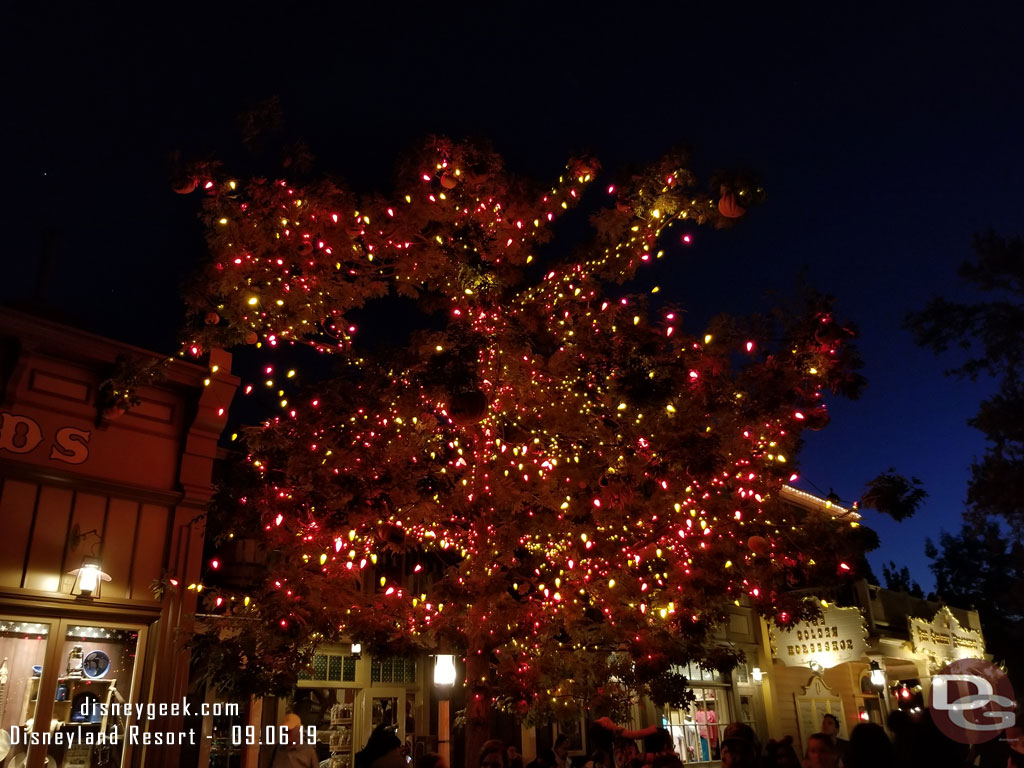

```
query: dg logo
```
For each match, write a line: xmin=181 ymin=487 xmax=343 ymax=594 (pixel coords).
xmin=931 ymin=658 xmax=1022 ymax=752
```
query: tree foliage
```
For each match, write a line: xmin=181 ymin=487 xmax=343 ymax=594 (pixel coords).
xmin=926 ymin=523 xmax=1024 ymax=686
xmin=910 ymin=231 xmax=1024 ymax=687
xmin=860 ymin=470 xmax=928 ymax=522
xmin=907 ymin=232 xmax=1024 ymax=532
xmin=177 ymin=137 xmax=872 ymax=733
xmin=881 ymin=560 xmax=924 ymax=598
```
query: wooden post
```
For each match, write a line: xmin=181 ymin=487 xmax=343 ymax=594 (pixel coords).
xmin=439 ymin=698 xmax=451 ymax=767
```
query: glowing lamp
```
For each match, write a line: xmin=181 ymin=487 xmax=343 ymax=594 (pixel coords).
xmin=350 ymin=642 xmax=362 ymax=659
xmin=751 ymin=667 xmax=763 ymax=684
xmin=869 ymin=661 xmax=886 ymax=689
xmin=434 ymin=654 xmax=457 ymax=687
xmin=69 ymin=557 xmax=111 ymax=599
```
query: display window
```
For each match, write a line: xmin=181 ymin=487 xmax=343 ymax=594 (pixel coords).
xmin=0 ymin=616 xmax=145 ymax=768
xmin=1 ymin=618 xmax=52 ymax=767
xmin=663 ymin=663 xmax=748 ymax=764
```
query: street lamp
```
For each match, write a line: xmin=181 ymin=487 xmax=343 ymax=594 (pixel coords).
xmin=434 ymin=655 xmax=457 ymax=766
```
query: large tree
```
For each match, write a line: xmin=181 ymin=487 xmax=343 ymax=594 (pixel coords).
xmin=177 ymin=138 xmax=871 ymax=759
xmin=908 ymin=232 xmax=1024 ymax=531
xmin=925 ymin=522 xmax=1024 ymax=680
xmin=909 ymin=232 xmax=1024 ymax=687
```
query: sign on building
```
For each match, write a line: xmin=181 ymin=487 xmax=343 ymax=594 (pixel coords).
xmin=794 ymin=675 xmax=847 ymax=752
xmin=908 ymin=606 xmax=985 ymax=664
xmin=770 ymin=603 xmax=869 ymax=669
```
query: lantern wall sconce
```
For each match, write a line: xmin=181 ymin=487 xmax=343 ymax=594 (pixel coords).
xmin=68 ymin=557 xmax=111 ymax=598
xmin=350 ymin=642 xmax=362 ymax=659
xmin=66 ymin=525 xmax=110 ymax=599
xmin=751 ymin=667 xmax=764 ymax=684
xmin=869 ymin=660 xmax=886 ymax=689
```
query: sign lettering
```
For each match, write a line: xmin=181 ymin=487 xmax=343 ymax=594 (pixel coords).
xmin=0 ymin=412 xmax=92 ymax=465
xmin=770 ymin=604 xmax=868 ymax=669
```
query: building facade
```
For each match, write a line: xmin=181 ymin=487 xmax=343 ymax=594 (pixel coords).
xmin=0 ymin=308 xmax=237 ymax=768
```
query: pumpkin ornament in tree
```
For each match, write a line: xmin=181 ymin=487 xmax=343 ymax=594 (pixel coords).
xmin=748 ymin=535 xmax=770 ymax=555
xmin=440 ymin=171 xmax=459 ymax=189
xmin=718 ymin=185 xmax=746 ymax=218
xmin=204 ymin=311 xmax=221 ymax=326
xmin=172 ymin=175 xmax=197 ymax=195
xmin=448 ymin=389 xmax=488 ymax=426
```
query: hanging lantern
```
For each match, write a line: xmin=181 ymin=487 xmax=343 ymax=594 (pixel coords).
xmin=718 ymin=186 xmax=746 ymax=218
xmin=448 ymin=390 xmax=488 ymax=426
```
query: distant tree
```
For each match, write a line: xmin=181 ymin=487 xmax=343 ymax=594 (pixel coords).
xmin=909 ymin=231 xmax=1024 ymax=688
xmin=881 ymin=560 xmax=924 ymax=598
xmin=925 ymin=523 xmax=1024 ymax=686
xmin=907 ymin=232 xmax=1024 ymax=533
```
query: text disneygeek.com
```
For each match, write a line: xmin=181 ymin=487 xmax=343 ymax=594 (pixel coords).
xmin=8 ymin=697 xmax=241 ymax=748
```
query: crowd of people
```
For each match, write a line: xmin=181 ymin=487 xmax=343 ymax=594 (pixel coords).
xmin=267 ymin=708 xmax=1024 ymax=768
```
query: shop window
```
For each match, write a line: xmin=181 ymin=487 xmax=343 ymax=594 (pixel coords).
xmin=299 ymin=653 xmax=358 ymax=683
xmin=669 ymin=662 xmax=726 ymax=684
xmin=664 ymin=685 xmax=739 ymax=764
xmin=1 ymin=618 xmax=141 ymax=768
xmin=370 ymin=657 xmax=416 ymax=685
xmin=1 ymin=618 xmax=51 ymax=761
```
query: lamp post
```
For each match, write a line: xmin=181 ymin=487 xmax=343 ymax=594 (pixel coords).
xmin=434 ymin=655 xmax=457 ymax=767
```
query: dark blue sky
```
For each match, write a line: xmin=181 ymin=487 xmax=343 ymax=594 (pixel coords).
xmin=5 ymin=4 xmax=1022 ymax=590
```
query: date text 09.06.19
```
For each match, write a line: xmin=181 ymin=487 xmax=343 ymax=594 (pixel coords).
xmin=230 ymin=725 xmax=318 ymax=746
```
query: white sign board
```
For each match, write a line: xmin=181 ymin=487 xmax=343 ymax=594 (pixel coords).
xmin=909 ymin=607 xmax=985 ymax=663
xmin=771 ymin=604 xmax=868 ymax=669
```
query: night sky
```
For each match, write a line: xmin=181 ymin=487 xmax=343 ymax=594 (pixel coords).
xmin=6 ymin=4 xmax=1023 ymax=590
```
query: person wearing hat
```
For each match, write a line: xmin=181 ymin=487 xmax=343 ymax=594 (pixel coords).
xmin=267 ymin=713 xmax=320 ymax=768
xmin=356 ymin=724 xmax=407 ymax=768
